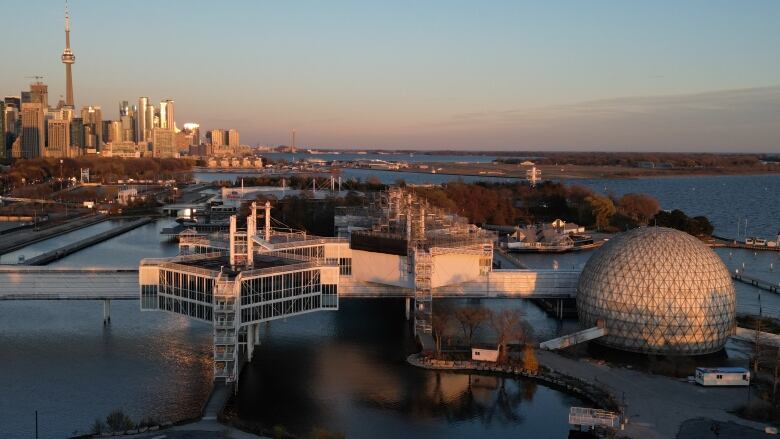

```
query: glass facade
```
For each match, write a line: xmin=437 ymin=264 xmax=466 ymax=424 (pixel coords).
xmin=239 ymin=268 xmax=337 ymax=323
xmin=156 ymin=268 xmax=215 ymax=323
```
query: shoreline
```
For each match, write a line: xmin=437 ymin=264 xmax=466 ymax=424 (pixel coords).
xmin=405 ymin=352 xmax=621 ymax=413
xmin=404 ymin=349 xmax=773 ymax=438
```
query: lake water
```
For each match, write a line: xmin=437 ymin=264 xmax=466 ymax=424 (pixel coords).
xmin=194 ymin=170 xmax=780 ymax=240
xmin=2 ymin=170 xmax=780 ymax=438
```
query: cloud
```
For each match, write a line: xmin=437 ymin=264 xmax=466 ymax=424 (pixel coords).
xmin=413 ymin=86 xmax=780 ymax=151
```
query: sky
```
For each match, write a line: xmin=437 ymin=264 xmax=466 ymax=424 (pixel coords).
xmin=2 ymin=0 xmax=779 ymax=152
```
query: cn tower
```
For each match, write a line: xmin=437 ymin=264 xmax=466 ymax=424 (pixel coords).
xmin=61 ymin=2 xmax=75 ymax=108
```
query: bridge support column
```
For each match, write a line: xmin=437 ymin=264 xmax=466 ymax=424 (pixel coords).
xmin=102 ymin=299 xmax=111 ymax=325
xmin=405 ymin=297 xmax=411 ymax=321
xmin=247 ymin=325 xmax=255 ymax=362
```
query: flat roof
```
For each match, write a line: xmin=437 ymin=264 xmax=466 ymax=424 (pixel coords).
xmin=696 ymin=367 xmax=748 ymax=373
xmin=180 ymin=254 xmax=295 ymax=277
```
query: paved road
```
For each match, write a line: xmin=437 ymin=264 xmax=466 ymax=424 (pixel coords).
xmin=538 ymin=350 xmax=770 ymax=439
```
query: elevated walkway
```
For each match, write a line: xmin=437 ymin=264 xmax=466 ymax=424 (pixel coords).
xmin=338 ymin=269 xmax=579 ymax=299
xmin=0 ymin=267 xmax=138 ymax=300
xmin=0 ymin=268 xmax=581 ymax=301
xmin=539 ymin=326 xmax=607 ymax=350
xmin=732 ymin=327 xmax=780 ymax=348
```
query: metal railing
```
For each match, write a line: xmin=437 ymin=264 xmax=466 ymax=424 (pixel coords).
xmin=214 ymin=336 xmax=236 ymax=344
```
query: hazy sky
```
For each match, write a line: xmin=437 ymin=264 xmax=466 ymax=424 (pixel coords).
xmin=2 ymin=1 xmax=779 ymax=152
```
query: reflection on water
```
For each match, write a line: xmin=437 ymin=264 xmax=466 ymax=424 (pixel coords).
xmin=48 ymin=218 xmax=180 ymax=268
xmin=0 ymin=207 xmax=777 ymax=438
xmin=237 ymin=298 xmax=584 ymax=438
xmin=0 ymin=300 xmax=212 ymax=439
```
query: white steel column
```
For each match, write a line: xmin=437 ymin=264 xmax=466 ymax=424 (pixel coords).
xmin=247 ymin=325 xmax=255 ymax=361
xmin=264 ymin=201 xmax=271 ymax=241
xmin=254 ymin=323 xmax=260 ymax=342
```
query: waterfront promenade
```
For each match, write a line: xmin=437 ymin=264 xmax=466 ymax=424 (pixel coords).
xmin=536 ymin=350 xmax=767 ymax=439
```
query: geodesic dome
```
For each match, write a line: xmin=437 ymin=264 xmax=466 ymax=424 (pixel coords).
xmin=577 ymin=227 xmax=735 ymax=355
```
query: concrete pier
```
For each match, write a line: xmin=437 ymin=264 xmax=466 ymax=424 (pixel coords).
xmin=0 ymin=214 xmax=107 ymax=255
xmin=22 ymin=217 xmax=152 ymax=265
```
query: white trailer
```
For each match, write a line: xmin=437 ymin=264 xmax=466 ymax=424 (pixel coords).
xmin=471 ymin=345 xmax=500 ymax=363
xmin=694 ymin=367 xmax=750 ymax=386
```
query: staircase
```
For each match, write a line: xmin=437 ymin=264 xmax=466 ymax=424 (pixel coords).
xmin=414 ymin=248 xmax=433 ymax=334
xmin=213 ymin=277 xmax=238 ymax=383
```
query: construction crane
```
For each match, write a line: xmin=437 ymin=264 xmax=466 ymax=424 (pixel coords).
xmin=26 ymin=75 xmax=45 ymax=83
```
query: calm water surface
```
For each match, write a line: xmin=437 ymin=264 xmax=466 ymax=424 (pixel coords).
xmin=3 ymin=171 xmax=780 ymax=437
xmin=238 ymin=298 xmax=584 ymax=439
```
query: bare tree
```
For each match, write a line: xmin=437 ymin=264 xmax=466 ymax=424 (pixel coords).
xmin=454 ymin=306 xmax=491 ymax=347
xmin=491 ymin=309 xmax=529 ymax=363
xmin=431 ymin=304 xmax=454 ymax=359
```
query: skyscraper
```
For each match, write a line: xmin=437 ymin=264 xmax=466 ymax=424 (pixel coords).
xmin=62 ymin=4 xmax=76 ymax=108
xmin=183 ymin=123 xmax=200 ymax=146
xmin=46 ymin=119 xmax=70 ymax=158
xmin=119 ymin=101 xmax=136 ymax=142
xmin=209 ymin=129 xmax=225 ymax=147
xmin=70 ymin=117 xmax=84 ymax=152
xmin=22 ymin=82 xmax=49 ymax=109
xmin=227 ymin=129 xmax=240 ymax=147
xmin=4 ymin=103 xmax=19 ymax=151
xmin=81 ymin=106 xmax=102 ymax=150
xmin=0 ymin=101 xmax=5 ymax=159
xmin=137 ymin=97 xmax=148 ymax=143
xmin=20 ymin=102 xmax=45 ymax=158
xmin=152 ymin=127 xmax=176 ymax=158
xmin=108 ymin=120 xmax=123 ymax=144
xmin=160 ymin=99 xmax=175 ymax=131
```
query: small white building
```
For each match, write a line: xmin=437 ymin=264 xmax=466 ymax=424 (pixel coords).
xmin=694 ymin=367 xmax=750 ymax=386
xmin=117 ymin=188 xmax=138 ymax=205
xmin=471 ymin=345 xmax=499 ymax=363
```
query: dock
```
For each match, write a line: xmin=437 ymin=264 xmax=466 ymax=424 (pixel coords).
xmin=710 ymin=236 xmax=780 ymax=252
xmin=21 ymin=217 xmax=153 ymax=265
xmin=732 ymin=273 xmax=780 ymax=294
xmin=0 ymin=214 xmax=107 ymax=255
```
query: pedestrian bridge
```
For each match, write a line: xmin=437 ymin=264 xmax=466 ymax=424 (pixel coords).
xmin=0 ymin=267 xmax=581 ymax=300
xmin=0 ymin=267 xmax=138 ymax=300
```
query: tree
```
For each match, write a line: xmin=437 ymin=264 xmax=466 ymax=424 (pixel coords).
xmin=491 ymin=310 xmax=529 ymax=363
xmin=454 ymin=306 xmax=491 ymax=346
xmin=431 ymin=304 xmax=454 ymax=358
xmin=522 ymin=345 xmax=539 ymax=373
xmin=585 ymin=194 xmax=616 ymax=230
xmin=618 ymin=193 xmax=660 ymax=226
xmin=105 ymin=409 xmax=135 ymax=432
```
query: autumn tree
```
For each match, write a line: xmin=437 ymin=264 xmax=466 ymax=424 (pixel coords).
xmin=522 ymin=345 xmax=539 ymax=373
xmin=454 ymin=306 xmax=491 ymax=346
xmin=491 ymin=309 xmax=530 ymax=363
xmin=618 ymin=193 xmax=660 ymax=226
xmin=585 ymin=194 xmax=616 ymax=231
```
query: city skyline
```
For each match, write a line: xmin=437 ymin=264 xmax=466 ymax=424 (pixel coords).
xmin=1 ymin=1 xmax=779 ymax=151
